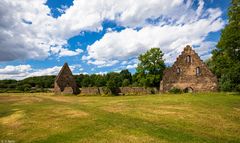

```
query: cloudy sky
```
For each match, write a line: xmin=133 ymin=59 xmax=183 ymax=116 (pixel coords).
xmin=0 ymin=0 xmax=230 ymax=80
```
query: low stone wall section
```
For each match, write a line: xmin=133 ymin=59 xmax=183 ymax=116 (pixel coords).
xmin=119 ymin=87 xmax=158 ymax=95
xmin=80 ymin=87 xmax=100 ymax=95
xmin=79 ymin=87 xmax=158 ymax=95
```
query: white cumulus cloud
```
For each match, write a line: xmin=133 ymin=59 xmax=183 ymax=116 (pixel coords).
xmin=0 ymin=0 xmax=225 ymax=69
xmin=84 ymin=2 xmax=224 ymax=65
xmin=0 ymin=64 xmax=80 ymax=80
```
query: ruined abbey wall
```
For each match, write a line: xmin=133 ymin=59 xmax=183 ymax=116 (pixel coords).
xmin=54 ymin=63 xmax=80 ymax=95
xmin=160 ymin=46 xmax=218 ymax=92
xmin=79 ymin=87 xmax=158 ymax=95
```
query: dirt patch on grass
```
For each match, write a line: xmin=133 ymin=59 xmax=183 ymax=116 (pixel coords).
xmin=138 ymin=105 xmax=192 ymax=117
xmin=52 ymin=107 xmax=89 ymax=118
xmin=17 ymin=96 xmax=43 ymax=104
xmin=234 ymin=107 xmax=240 ymax=112
xmin=0 ymin=96 xmax=43 ymax=105
xmin=40 ymin=95 xmax=91 ymax=104
xmin=119 ymin=134 xmax=162 ymax=143
xmin=0 ymin=96 xmax=20 ymax=103
xmin=40 ymin=95 xmax=74 ymax=103
xmin=78 ymin=128 xmax=162 ymax=143
xmin=102 ymin=103 xmax=128 ymax=113
xmin=153 ymin=105 xmax=191 ymax=114
xmin=0 ymin=110 xmax=24 ymax=128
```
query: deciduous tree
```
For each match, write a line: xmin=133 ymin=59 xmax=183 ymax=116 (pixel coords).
xmin=135 ymin=48 xmax=165 ymax=87
xmin=211 ymin=0 xmax=240 ymax=91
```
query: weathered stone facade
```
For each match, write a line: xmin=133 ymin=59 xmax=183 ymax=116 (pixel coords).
xmin=118 ymin=87 xmax=158 ymax=95
xmin=54 ymin=63 xmax=80 ymax=95
xmin=80 ymin=87 xmax=100 ymax=95
xmin=160 ymin=45 xmax=218 ymax=92
xmin=79 ymin=87 xmax=158 ymax=95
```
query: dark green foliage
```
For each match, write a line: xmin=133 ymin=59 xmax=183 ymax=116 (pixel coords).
xmin=81 ymin=75 xmax=94 ymax=87
xmin=122 ymin=79 xmax=130 ymax=87
xmin=75 ymin=74 xmax=84 ymax=87
xmin=23 ymin=84 xmax=31 ymax=91
xmin=106 ymin=79 xmax=118 ymax=95
xmin=75 ymin=70 xmax=133 ymax=95
xmin=75 ymin=69 xmax=132 ymax=89
xmin=21 ymin=76 xmax=56 ymax=88
xmin=0 ymin=76 xmax=55 ymax=93
xmin=169 ymin=87 xmax=183 ymax=94
xmin=94 ymin=75 xmax=107 ymax=87
xmin=210 ymin=0 xmax=240 ymax=91
xmin=0 ymin=80 xmax=17 ymax=89
xmin=135 ymin=48 xmax=165 ymax=87
xmin=120 ymin=69 xmax=132 ymax=83
xmin=101 ymin=87 xmax=111 ymax=95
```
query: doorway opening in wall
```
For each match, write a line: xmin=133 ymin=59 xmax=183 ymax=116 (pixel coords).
xmin=184 ymin=87 xmax=193 ymax=93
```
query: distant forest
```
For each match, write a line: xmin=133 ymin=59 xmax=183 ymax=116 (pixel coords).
xmin=0 ymin=70 xmax=143 ymax=93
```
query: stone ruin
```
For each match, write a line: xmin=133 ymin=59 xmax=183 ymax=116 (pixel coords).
xmin=160 ymin=45 xmax=218 ymax=93
xmin=54 ymin=46 xmax=218 ymax=95
xmin=54 ymin=63 xmax=80 ymax=95
xmin=79 ymin=87 xmax=158 ymax=95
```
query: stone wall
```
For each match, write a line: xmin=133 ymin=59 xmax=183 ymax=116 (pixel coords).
xmin=119 ymin=87 xmax=158 ymax=95
xmin=79 ymin=87 xmax=158 ymax=95
xmin=160 ymin=45 xmax=218 ymax=92
xmin=80 ymin=87 xmax=100 ymax=95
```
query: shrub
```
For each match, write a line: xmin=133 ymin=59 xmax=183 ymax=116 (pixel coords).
xmin=169 ymin=87 xmax=182 ymax=94
xmin=106 ymin=80 xmax=119 ymax=95
xmin=101 ymin=87 xmax=112 ymax=95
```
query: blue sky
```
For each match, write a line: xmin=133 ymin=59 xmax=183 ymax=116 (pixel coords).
xmin=0 ymin=0 xmax=230 ymax=79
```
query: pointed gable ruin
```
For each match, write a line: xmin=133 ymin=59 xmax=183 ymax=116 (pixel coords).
xmin=54 ymin=63 xmax=79 ymax=95
xmin=160 ymin=45 xmax=218 ymax=93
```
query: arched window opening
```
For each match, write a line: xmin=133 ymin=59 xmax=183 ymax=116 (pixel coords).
xmin=177 ymin=67 xmax=180 ymax=74
xmin=186 ymin=55 xmax=191 ymax=63
xmin=196 ymin=67 xmax=201 ymax=76
xmin=184 ymin=87 xmax=193 ymax=93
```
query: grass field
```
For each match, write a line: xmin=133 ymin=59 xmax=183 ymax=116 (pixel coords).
xmin=0 ymin=93 xmax=240 ymax=143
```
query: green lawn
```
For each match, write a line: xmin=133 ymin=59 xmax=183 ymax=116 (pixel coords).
xmin=0 ymin=93 xmax=240 ymax=143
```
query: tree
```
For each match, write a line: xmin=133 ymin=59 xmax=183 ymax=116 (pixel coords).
xmin=106 ymin=72 xmax=122 ymax=87
xmin=135 ymin=48 xmax=165 ymax=87
xmin=211 ymin=0 xmax=240 ymax=91
xmin=120 ymin=69 xmax=132 ymax=79
xmin=81 ymin=75 xmax=93 ymax=87
xmin=122 ymin=79 xmax=130 ymax=87
xmin=120 ymin=69 xmax=132 ymax=85
xmin=106 ymin=79 xmax=118 ymax=95
xmin=75 ymin=74 xmax=85 ymax=87
xmin=94 ymin=74 xmax=107 ymax=87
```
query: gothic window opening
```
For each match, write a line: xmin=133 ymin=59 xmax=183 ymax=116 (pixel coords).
xmin=186 ymin=55 xmax=191 ymax=63
xmin=196 ymin=67 xmax=201 ymax=76
xmin=177 ymin=67 xmax=180 ymax=74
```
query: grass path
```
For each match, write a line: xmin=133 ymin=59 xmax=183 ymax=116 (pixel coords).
xmin=0 ymin=93 xmax=240 ymax=143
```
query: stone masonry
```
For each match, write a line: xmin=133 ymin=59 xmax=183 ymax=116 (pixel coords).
xmin=79 ymin=87 xmax=158 ymax=95
xmin=54 ymin=63 xmax=80 ymax=95
xmin=160 ymin=45 xmax=218 ymax=92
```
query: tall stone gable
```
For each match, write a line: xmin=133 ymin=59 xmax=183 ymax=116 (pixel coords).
xmin=54 ymin=63 xmax=79 ymax=95
xmin=160 ymin=45 xmax=218 ymax=92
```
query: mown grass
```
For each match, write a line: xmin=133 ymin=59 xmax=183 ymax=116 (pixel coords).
xmin=0 ymin=93 xmax=239 ymax=143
